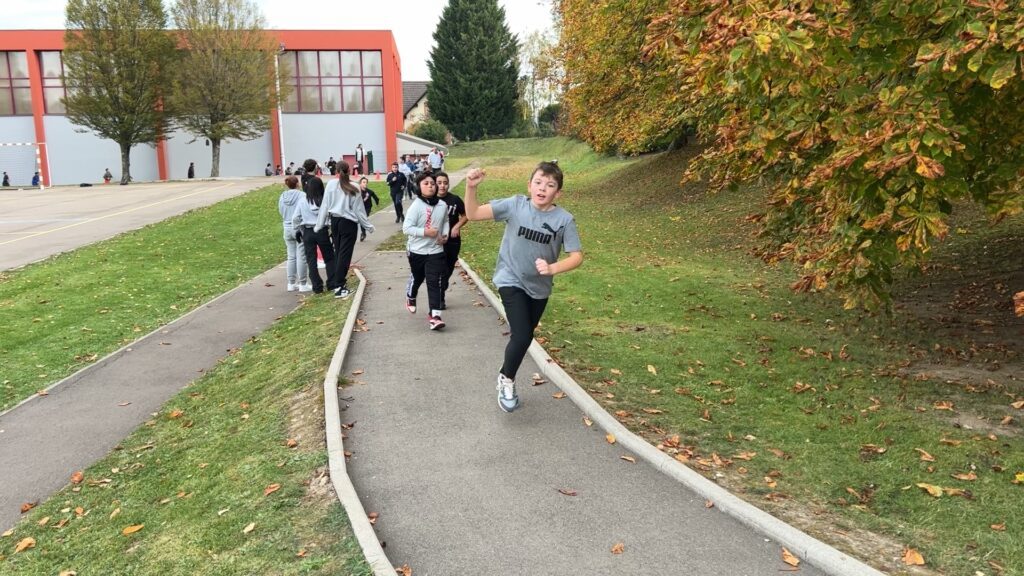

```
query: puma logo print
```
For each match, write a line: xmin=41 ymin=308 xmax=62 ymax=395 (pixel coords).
xmin=517 ymin=224 xmax=562 ymax=245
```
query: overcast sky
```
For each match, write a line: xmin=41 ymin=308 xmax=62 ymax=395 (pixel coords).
xmin=6 ymin=0 xmax=556 ymax=80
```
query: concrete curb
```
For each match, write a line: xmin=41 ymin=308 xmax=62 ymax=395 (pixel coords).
xmin=0 ymin=265 xmax=283 ymax=419
xmin=322 ymin=269 xmax=398 ymax=576
xmin=457 ymin=259 xmax=886 ymax=576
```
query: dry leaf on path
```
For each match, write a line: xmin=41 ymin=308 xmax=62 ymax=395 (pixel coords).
xmin=121 ymin=525 xmax=144 ymax=536
xmin=396 ymin=564 xmax=412 ymax=576
xmin=70 ymin=471 xmax=84 ymax=484
xmin=1014 ymin=291 xmax=1024 ymax=317
xmin=620 ymin=455 xmax=636 ymax=464
xmin=264 ymin=483 xmax=281 ymax=496
xmin=915 ymin=449 xmax=936 ymax=462
xmin=781 ymin=547 xmax=800 ymax=567
xmin=286 ymin=439 xmax=298 ymax=448
xmin=20 ymin=502 xmax=36 ymax=514
xmin=557 ymin=488 xmax=577 ymax=496
xmin=606 ymin=434 xmax=616 ymax=444
xmin=916 ymin=483 xmax=943 ymax=497
xmin=552 ymin=392 xmax=566 ymax=399
xmin=582 ymin=416 xmax=593 ymax=427
xmin=351 ymin=369 xmax=364 ymax=376
xmin=902 ymin=548 xmax=925 ymax=565
xmin=367 ymin=512 xmax=378 ymax=525
xmin=611 ymin=542 xmax=625 ymax=554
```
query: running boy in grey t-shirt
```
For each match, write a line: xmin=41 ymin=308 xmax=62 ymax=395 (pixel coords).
xmin=464 ymin=161 xmax=583 ymax=412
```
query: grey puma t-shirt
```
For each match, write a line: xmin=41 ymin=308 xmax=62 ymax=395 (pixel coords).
xmin=491 ymin=195 xmax=581 ymax=299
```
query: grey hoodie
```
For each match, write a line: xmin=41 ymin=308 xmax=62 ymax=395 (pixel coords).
xmin=402 ymin=197 xmax=449 ymax=255
xmin=278 ymin=188 xmax=304 ymax=232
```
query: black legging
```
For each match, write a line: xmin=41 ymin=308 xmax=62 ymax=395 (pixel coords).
xmin=301 ymin=226 xmax=337 ymax=293
xmin=331 ymin=216 xmax=358 ymax=290
xmin=406 ymin=252 xmax=446 ymax=311
xmin=498 ymin=286 xmax=548 ymax=380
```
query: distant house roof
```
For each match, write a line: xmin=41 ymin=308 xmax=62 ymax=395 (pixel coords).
xmin=403 ymin=81 xmax=430 ymax=117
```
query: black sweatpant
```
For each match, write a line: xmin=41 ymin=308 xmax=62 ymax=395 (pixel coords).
xmin=498 ymin=286 xmax=548 ymax=380
xmin=331 ymin=216 xmax=358 ymax=290
xmin=300 ymin=226 xmax=337 ymax=293
xmin=390 ymin=191 xmax=404 ymax=220
xmin=406 ymin=251 xmax=446 ymax=313
xmin=441 ymin=237 xmax=461 ymax=295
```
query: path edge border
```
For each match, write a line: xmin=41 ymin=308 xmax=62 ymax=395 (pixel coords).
xmin=457 ymin=259 xmax=887 ymax=576
xmin=322 ymin=269 xmax=398 ymax=576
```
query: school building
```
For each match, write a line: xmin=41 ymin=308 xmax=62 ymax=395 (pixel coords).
xmin=0 ymin=30 xmax=405 ymax=186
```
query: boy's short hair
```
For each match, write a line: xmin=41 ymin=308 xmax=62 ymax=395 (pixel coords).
xmin=285 ymin=175 xmax=299 ymax=189
xmin=533 ymin=161 xmax=563 ymax=190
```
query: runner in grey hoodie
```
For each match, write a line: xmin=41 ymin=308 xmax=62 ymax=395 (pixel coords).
xmin=314 ymin=161 xmax=375 ymax=300
xmin=402 ymin=172 xmax=449 ymax=330
xmin=278 ymin=176 xmax=310 ymax=292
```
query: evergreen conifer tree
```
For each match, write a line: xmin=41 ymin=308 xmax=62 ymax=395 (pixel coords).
xmin=427 ymin=0 xmax=520 ymax=140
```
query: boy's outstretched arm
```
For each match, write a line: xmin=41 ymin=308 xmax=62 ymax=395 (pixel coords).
xmin=463 ymin=168 xmax=494 ymax=221
xmin=536 ymin=251 xmax=584 ymax=276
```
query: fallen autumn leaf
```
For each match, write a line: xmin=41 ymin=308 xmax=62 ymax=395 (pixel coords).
xmin=611 ymin=542 xmax=624 ymax=554
xmin=121 ymin=524 xmax=144 ymax=536
xmin=781 ymin=547 xmax=800 ymax=567
xmin=14 ymin=537 xmax=35 ymax=553
xmin=902 ymin=547 xmax=925 ymax=566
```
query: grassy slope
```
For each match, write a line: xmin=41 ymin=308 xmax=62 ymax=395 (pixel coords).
xmin=0 ymin=185 xmax=285 ymax=411
xmin=455 ymin=137 xmax=1024 ymax=576
xmin=0 ymin=293 xmax=369 ymax=575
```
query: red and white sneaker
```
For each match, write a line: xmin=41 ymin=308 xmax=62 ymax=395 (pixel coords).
xmin=428 ymin=315 xmax=445 ymax=330
xmin=405 ymin=297 xmax=416 ymax=313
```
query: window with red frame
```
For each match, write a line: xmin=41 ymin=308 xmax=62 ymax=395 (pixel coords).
xmin=0 ymin=52 xmax=32 ymax=116
xmin=39 ymin=51 xmax=67 ymax=115
xmin=279 ymin=50 xmax=383 ymax=113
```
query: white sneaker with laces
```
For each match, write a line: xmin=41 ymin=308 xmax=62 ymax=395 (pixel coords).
xmin=287 ymin=283 xmax=298 ymax=291
xmin=298 ymin=283 xmax=312 ymax=293
xmin=496 ymin=373 xmax=519 ymax=412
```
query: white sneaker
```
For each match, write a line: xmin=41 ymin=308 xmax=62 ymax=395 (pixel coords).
xmin=496 ymin=373 xmax=519 ymax=412
xmin=287 ymin=283 xmax=298 ymax=291
xmin=298 ymin=283 xmax=312 ymax=293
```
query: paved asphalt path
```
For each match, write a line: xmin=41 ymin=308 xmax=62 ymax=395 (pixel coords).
xmin=341 ymin=261 xmax=826 ymax=569
xmin=0 ymin=180 xmax=406 ymax=531
xmin=0 ymin=178 xmax=276 ymax=270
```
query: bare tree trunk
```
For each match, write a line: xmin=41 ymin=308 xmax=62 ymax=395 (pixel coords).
xmin=119 ymin=142 xmax=132 ymax=185
xmin=210 ymin=138 xmax=221 ymax=177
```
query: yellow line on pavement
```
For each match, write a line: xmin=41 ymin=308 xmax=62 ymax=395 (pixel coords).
xmin=0 ymin=182 xmax=236 ymax=247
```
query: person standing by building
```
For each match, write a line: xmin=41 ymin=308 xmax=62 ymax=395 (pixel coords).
xmin=2 ymin=172 xmax=9 ymax=187
xmin=428 ymin=147 xmax=442 ymax=171
xmin=358 ymin=176 xmax=380 ymax=242
xmin=292 ymin=159 xmax=338 ymax=294
xmin=354 ymin=144 xmax=364 ymax=175
xmin=327 ymin=156 xmax=337 ymax=176
xmin=187 ymin=162 xmax=195 ymax=179
xmin=402 ymin=172 xmax=449 ymax=330
xmin=386 ymin=161 xmax=407 ymax=223
xmin=103 ymin=168 xmax=112 ymax=184
xmin=278 ymin=175 xmax=310 ymax=292
xmin=315 ymin=161 xmax=374 ymax=299
xmin=462 ymin=162 xmax=584 ymax=413
xmin=435 ymin=171 xmax=467 ymax=309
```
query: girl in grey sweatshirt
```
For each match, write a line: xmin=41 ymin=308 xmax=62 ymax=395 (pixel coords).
xmin=278 ymin=175 xmax=309 ymax=291
xmin=314 ymin=161 xmax=374 ymax=299
xmin=402 ymin=172 xmax=449 ymax=330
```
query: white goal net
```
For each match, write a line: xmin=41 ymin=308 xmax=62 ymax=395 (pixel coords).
xmin=0 ymin=142 xmax=44 ymax=190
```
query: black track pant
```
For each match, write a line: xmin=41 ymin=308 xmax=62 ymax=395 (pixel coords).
xmin=406 ymin=251 xmax=446 ymax=312
xmin=390 ymin=191 xmax=404 ymax=220
xmin=498 ymin=286 xmax=548 ymax=380
xmin=300 ymin=226 xmax=337 ymax=293
xmin=442 ymin=237 xmax=461 ymax=294
xmin=331 ymin=216 xmax=358 ymax=290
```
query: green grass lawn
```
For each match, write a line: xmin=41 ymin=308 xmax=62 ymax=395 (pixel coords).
xmin=454 ymin=137 xmax=1024 ymax=576
xmin=0 ymin=185 xmax=286 ymax=412
xmin=0 ymin=292 xmax=369 ymax=574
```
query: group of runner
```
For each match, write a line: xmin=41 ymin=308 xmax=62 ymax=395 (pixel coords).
xmin=277 ymin=158 xmax=584 ymax=413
